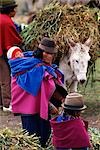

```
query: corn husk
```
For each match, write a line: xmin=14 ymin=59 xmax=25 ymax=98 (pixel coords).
xmin=0 ymin=128 xmax=42 ymax=150
xmin=0 ymin=127 xmax=99 ymax=149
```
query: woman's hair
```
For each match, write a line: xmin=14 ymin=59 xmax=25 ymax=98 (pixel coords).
xmin=33 ymin=48 xmax=44 ymax=59
xmin=0 ymin=6 xmax=16 ymax=14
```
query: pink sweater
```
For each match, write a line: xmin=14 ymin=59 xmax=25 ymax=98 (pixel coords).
xmin=11 ymin=72 xmax=56 ymax=120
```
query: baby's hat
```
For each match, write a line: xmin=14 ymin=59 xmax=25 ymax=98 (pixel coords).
xmin=7 ymin=46 xmax=22 ymax=59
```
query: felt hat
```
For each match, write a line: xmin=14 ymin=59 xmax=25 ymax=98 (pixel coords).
xmin=7 ymin=46 xmax=22 ymax=59
xmin=0 ymin=0 xmax=17 ymax=9
xmin=39 ymin=37 xmax=57 ymax=54
xmin=62 ymin=93 xmax=87 ymax=111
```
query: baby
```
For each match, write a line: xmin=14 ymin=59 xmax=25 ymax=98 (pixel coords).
xmin=7 ymin=46 xmax=24 ymax=59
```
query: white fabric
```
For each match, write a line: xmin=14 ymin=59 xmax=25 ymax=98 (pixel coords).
xmin=7 ymin=46 xmax=21 ymax=59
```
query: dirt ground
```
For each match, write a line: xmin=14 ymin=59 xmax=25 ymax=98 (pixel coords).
xmin=0 ymin=109 xmax=100 ymax=131
xmin=0 ymin=110 xmax=21 ymax=130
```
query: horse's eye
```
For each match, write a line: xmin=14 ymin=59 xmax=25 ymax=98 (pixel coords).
xmin=76 ymin=60 xmax=79 ymax=63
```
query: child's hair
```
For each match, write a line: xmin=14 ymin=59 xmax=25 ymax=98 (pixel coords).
xmin=33 ymin=48 xmax=44 ymax=59
xmin=63 ymin=108 xmax=81 ymax=117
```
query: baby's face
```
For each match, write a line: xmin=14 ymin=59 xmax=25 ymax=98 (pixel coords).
xmin=15 ymin=51 xmax=24 ymax=58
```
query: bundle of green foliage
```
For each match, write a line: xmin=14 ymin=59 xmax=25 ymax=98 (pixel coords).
xmin=0 ymin=128 xmax=42 ymax=150
xmin=89 ymin=127 xmax=100 ymax=149
xmin=0 ymin=127 xmax=99 ymax=149
xmin=21 ymin=1 xmax=100 ymax=64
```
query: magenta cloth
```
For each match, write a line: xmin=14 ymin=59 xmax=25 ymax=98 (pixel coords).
xmin=0 ymin=14 xmax=22 ymax=56
xmin=50 ymin=117 xmax=90 ymax=149
xmin=11 ymin=71 xmax=56 ymax=120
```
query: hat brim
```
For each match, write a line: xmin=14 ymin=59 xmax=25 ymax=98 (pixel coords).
xmin=62 ymin=103 xmax=87 ymax=111
xmin=39 ymin=44 xmax=57 ymax=54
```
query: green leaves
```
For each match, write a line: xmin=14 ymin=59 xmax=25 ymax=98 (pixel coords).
xmin=89 ymin=127 xmax=100 ymax=149
xmin=0 ymin=127 xmax=99 ymax=149
xmin=0 ymin=128 xmax=42 ymax=150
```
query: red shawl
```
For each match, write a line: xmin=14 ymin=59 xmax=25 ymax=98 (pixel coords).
xmin=50 ymin=117 xmax=91 ymax=149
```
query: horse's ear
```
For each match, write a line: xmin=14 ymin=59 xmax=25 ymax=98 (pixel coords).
xmin=67 ymin=39 xmax=76 ymax=48
xmin=84 ymin=38 xmax=92 ymax=47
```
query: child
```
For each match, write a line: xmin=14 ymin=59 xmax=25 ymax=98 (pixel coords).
xmin=4 ymin=46 xmax=24 ymax=112
xmin=7 ymin=46 xmax=24 ymax=59
xmin=50 ymin=93 xmax=91 ymax=150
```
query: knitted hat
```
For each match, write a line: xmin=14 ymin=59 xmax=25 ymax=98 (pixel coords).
xmin=62 ymin=93 xmax=87 ymax=111
xmin=0 ymin=0 xmax=17 ymax=9
xmin=7 ymin=46 xmax=22 ymax=59
xmin=39 ymin=37 xmax=57 ymax=54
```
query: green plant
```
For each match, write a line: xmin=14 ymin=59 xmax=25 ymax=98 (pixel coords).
xmin=0 ymin=127 xmax=100 ymax=149
xmin=0 ymin=128 xmax=42 ymax=150
xmin=89 ymin=127 xmax=100 ymax=150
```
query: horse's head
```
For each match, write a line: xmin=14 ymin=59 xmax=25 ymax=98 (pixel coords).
xmin=68 ymin=38 xmax=91 ymax=84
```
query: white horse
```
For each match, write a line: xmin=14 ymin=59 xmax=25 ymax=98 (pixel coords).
xmin=59 ymin=38 xmax=91 ymax=93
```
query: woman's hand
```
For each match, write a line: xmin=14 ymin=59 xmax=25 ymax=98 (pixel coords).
xmin=49 ymin=102 xmax=59 ymax=115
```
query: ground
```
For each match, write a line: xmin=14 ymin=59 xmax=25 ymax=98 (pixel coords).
xmin=0 ymin=90 xmax=99 ymax=129
xmin=0 ymin=102 xmax=100 ymax=130
xmin=0 ymin=110 xmax=21 ymax=130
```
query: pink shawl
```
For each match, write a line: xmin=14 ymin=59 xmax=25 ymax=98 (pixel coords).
xmin=50 ymin=117 xmax=91 ymax=148
xmin=11 ymin=72 xmax=56 ymax=120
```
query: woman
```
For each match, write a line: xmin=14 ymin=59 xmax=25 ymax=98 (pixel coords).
xmin=0 ymin=0 xmax=22 ymax=111
xmin=8 ymin=37 xmax=67 ymax=147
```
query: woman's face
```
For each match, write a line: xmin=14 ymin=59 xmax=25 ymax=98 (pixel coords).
xmin=43 ymin=51 xmax=55 ymax=65
xmin=9 ymin=7 xmax=17 ymax=17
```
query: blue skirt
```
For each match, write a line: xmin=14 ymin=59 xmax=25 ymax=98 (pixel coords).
xmin=21 ymin=113 xmax=51 ymax=148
